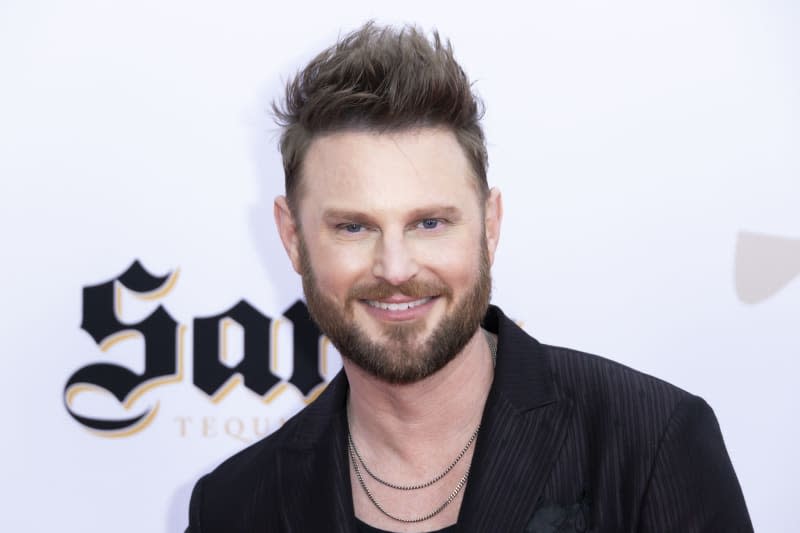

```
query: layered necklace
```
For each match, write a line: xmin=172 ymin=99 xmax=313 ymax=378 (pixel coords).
xmin=347 ymin=331 xmax=497 ymax=524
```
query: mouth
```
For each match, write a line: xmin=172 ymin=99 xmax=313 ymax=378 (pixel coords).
xmin=364 ymin=297 xmax=433 ymax=311
xmin=359 ymin=295 xmax=439 ymax=322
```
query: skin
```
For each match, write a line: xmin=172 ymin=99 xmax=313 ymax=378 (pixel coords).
xmin=274 ymin=127 xmax=503 ymax=531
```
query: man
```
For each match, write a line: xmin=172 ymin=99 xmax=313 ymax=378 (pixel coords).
xmin=187 ymin=23 xmax=752 ymax=532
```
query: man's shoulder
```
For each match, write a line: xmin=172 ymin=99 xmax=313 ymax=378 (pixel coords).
xmin=186 ymin=378 xmax=347 ymax=531
xmin=488 ymin=311 xmax=751 ymax=529
xmin=537 ymin=342 xmax=697 ymax=432
xmin=192 ymin=374 xmax=347 ymax=499
xmin=490 ymin=305 xmax=692 ymax=417
xmin=544 ymin=343 xmax=690 ymax=401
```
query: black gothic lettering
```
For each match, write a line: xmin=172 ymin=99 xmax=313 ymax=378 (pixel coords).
xmin=64 ymin=260 xmax=179 ymax=431
xmin=283 ymin=300 xmax=325 ymax=395
xmin=193 ymin=300 xmax=280 ymax=397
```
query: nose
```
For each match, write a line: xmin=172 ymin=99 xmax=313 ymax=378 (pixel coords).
xmin=371 ymin=230 xmax=419 ymax=286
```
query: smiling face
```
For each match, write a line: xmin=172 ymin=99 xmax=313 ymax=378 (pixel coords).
xmin=275 ymin=127 xmax=502 ymax=384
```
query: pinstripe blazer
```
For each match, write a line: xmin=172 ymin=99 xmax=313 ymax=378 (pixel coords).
xmin=186 ymin=305 xmax=752 ymax=532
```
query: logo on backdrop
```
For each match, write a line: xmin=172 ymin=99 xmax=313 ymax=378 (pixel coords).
xmin=735 ymin=231 xmax=800 ymax=303
xmin=63 ymin=260 xmax=328 ymax=439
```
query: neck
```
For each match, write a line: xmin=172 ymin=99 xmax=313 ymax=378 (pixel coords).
xmin=344 ymin=328 xmax=494 ymax=459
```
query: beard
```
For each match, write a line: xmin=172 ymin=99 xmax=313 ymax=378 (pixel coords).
xmin=298 ymin=237 xmax=492 ymax=385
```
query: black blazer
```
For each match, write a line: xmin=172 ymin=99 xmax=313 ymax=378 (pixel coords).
xmin=187 ymin=305 xmax=752 ymax=532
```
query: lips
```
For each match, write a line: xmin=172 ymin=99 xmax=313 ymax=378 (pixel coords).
xmin=365 ymin=297 xmax=432 ymax=311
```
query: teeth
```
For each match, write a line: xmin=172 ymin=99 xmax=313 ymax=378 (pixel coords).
xmin=366 ymin=297 xmax=431 ymax=311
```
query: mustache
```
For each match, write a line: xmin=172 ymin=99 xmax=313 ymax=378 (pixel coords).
xmin=348 ymin=279 xmax=452 ymax=301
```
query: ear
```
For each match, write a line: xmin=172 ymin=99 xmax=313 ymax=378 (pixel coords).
xmin=274 ymin=196 xmax=303 ymax=274
xmin=484 ymin=187 xmax=503 ymax=265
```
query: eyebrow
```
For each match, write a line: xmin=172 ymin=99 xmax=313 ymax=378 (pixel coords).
xmin=407 ymin=206 xmax=463 ymax=220
xmin=322 ymin=205 xmax=463 ymax=224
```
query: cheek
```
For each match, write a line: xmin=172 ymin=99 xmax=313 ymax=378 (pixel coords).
xmin=309 ymin=242 xmax=371 ymax=297
xmin=418 ymin=238 xmax=482 ymax=286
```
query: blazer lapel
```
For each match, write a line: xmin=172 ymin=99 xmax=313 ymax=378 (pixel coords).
xmin=459 ymin=307 xmax=573 ymax=531
xmin=277 ymin=375 xmax=357 ymax=533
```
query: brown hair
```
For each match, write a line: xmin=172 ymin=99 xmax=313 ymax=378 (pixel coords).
xmin=273 ymin=22 xmax=488 ymax=210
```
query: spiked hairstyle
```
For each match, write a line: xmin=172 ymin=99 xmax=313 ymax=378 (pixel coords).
xmin=273 ymin=22 xmax=488 ymax=210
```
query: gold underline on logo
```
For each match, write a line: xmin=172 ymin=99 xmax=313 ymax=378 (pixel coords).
xmin=134 ymin=269 xmax=180 ymax=301
xmin=262 ymin=382 xmax=287 ymax=404
xmin=115 ymin=282 xmax=122 ymax=318
xmin=319 ymin=336 xmax=330 ymax=376
xmin=122 ymin=324 xmax=185 ymax=409
xmin=100 ymin=330 xmax=141 ymax=352
xmin=304 ymin=383 xmax=327 ymax=405
xmin=69 ymin=326 xmax=185 ymax=438
xmin=210 ymin=375 xmax=242 ymax=404
xmin=114 ymin=268 xmax=180 ymax=318
xmin=179 ymin=323 xmax=186 ymax=375
xmin=220 ymin=317 xmax=236 ymax=364
xmin=271 ymin=318 xmax=282 ymax=371
xmin=89 ymin=402 xmax=161 ymax=439
xmin=65 ymin=385 xmax=160 ymax=438
xmin=65 ymin=383 xmax=108 ymax=406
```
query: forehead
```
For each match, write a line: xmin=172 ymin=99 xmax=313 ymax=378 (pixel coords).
xmin=295 ymin=128 xmax=480 ymax=217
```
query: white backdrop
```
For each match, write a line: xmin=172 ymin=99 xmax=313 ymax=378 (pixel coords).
xmin=1 ymin=1 xmax=797 ymax=531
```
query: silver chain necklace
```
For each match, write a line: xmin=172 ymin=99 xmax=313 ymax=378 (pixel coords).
xmin=347 ymin=330 xmax=498 ymax=523
xmin=348 ymin=425 xmax=479 ymax=490
xmin=348 ymin=432 xmax=473 ymax=523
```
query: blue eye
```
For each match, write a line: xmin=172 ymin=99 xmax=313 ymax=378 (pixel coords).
xmin=343 ymin=223 xmax=363 ymax=233
xmin=420 ymin=219 xmax=439 ymax=229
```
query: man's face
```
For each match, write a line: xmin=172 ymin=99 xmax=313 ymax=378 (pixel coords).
xmin=276 ymin=127 xmax=501 ymax=384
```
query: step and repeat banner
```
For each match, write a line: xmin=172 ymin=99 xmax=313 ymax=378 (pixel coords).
xmin=1 ymin=1 xmax=797 ymax=531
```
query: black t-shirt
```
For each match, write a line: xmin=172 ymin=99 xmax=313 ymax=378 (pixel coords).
xmin=355 ymin=518 xmax=458 ymax=533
